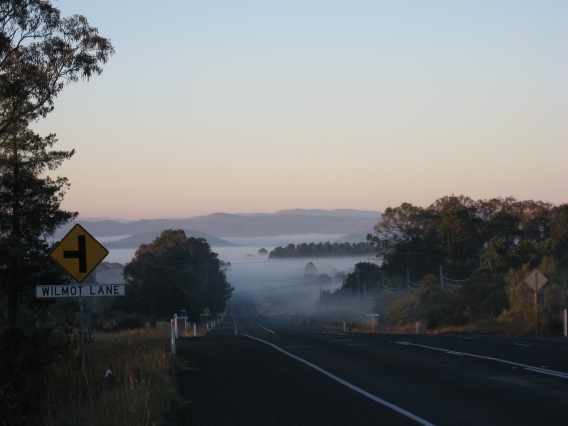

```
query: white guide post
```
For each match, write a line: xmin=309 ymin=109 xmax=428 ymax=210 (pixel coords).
xmin=170 ymin=320 xmax=176 ymax=354
xmin=174 ymin=314 xmax=178 ymax=339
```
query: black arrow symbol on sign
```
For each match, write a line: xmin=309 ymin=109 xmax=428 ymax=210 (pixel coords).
xmin=63 ymin=235 xmax=87 ymax=273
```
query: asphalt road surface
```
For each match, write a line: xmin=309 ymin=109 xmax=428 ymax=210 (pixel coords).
xmin=172 ymin=295 xmax=568 ymax=425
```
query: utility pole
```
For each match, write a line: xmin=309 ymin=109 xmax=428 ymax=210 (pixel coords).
xmin=357 ymin=270 xmax=360 ymax=300
xmin=535 ymin=273 xmax=539 ymax=336
xmin=439 ymin=264 xmax=444 ymax=289
xmin=406 ymin=254 xmax=410 ymax=294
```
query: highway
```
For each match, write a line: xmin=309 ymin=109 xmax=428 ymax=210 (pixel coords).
xmin=175 ymin=295 xmax=568 ymax=425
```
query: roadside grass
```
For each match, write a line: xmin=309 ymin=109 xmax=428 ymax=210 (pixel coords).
xmin=291 ymin=316 xmax=558 ymax=337
xmin=431 ymin=321 xmax=538 ymax=336
xmin=39 ymin=326 xmax=180 ymax=426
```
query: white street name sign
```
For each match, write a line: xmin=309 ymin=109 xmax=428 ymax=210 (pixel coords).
xmin=36 ymin=284 xmax=125 ymax=298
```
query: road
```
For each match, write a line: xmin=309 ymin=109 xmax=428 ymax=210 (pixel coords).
xmin=173 ymin=295 xmax=568 ymax=425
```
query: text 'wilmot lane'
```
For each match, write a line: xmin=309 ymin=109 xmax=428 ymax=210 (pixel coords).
xmin=36 ymin=284 xmax=125 ymax=298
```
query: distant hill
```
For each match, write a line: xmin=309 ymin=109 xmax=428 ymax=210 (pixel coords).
xmin=275 ymin=209 xmax=381 ymax=218
xmin=337 ymin=230 xmax=374 ymax=243
xmin=104 ymin=229 xmax=236 ymax=249
xmin=55 ymin=209 xmax=383 ymax=239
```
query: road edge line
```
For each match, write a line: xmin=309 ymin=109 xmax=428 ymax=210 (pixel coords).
xmin=243 ymin=334 xmax=435 ymax=426
xmin=395 ymin=341 xmax=568 ymax=379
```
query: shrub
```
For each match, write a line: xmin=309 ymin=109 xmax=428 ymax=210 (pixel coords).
xmin=115 ymin=315 xmax=145 ymax=330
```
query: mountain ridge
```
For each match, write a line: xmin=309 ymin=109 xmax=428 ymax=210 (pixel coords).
xmin=55 ymin=209 xmax=382 ymax=239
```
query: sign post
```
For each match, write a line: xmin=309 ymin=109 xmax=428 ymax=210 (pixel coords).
xmin=524 ymin=269 xmax=548 ymax=337
xmin=181 ymin=310 xmax=187 ymax=333
xmin=47 ymin=224 xmax=111 ymax=371
xmin=366 ymin=314 xmax=380 ymax=332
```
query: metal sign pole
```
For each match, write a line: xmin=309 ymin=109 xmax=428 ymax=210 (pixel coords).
xmin=79 ymin=292 xmax=85 ymax=372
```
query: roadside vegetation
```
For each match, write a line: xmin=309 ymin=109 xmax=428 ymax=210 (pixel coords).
xmin=0 ymin=3 xmax=231 ymax=425
xmin=0 ymin=2 xmax=116 ymax=424
xmin=269 ymin=241 xmax=374 ymax=258
xmin=40 ymin=327 xmax=179 ymax=426
xmin=313 ymin=196 xmax=568 ymax=336
xmin=114 ymin=229 xmax=234 ymax=323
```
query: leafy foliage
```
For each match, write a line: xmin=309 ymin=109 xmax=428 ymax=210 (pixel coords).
xmin=337 ymin=262 xmax=382 ymax=296
xmin=386 ymin=275 xmax=458 ymax=328
xmin=0 ymin=3 xmax=113 ymax=424
xmin=115 ymin=314 xmax=145 ymax=330
xmin=367 ymin=196 xmax=568 ymax=332
xmin=0 ymin=0 xmax=114 ymax=134
xmin=0 ymin=128 xmax=75 ymax=322
xmin=270 ymin=241 xmax=374 ymax=258
xmin=119 ymin=230 xmax=233 ymax=321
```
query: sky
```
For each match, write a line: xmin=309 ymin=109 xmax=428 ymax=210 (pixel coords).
xmin=31 ymin=1 xmax=568 ymax=220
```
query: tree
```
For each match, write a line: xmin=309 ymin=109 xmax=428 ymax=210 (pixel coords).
xmin=341 ymin=262 xmax=382 ymax=295
xmin=304 ymin=262 xmax=317 ymax=277
xmin=428 ymin=195 xmax=484 ymax=273
xmin=385 ymin=274 xmax=458 ymax=328
xmin=0 ymin=0 xmax=113 ymax=324
xmin=122 ymin=230 xmax=233 ymax=320
xmin=0 ymin=1 xmax=114 ymax=136
xmin=0 ymin=128 xmax=75 ymax=323
xmin=0 ymin=3 xmax=112 ymax=421
xmin=368 ymin=202 xmax=441 ymax=280
xmin=455 ymin=267 xmax=508 ymax=323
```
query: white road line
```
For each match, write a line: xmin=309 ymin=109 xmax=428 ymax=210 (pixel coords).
xmin=396 ymin=341 xmax=568 ymax=379
xmin=248 ymin=320 xmax=276 ymax=334
xmin=284 ymin=346 xmax=313 ymax=348
xmin=514 ymin=343 xmax=531 ymax=347
xmin=245 ymin=334 xmax=436 ymax=426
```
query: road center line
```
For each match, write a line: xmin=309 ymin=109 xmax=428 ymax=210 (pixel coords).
xmin=245 ymin=334 xmax=436 ymax=426
xmin=284 ymin=346 xmax=312 ymax=348
xmin=396 ymin=341 xmax=568 ymax=379
xmin=248 ymin=320 xmax=276 ymax=334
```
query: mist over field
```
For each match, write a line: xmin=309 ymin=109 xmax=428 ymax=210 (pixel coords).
xmin=103 ymin=234 xmax=379 ymax=315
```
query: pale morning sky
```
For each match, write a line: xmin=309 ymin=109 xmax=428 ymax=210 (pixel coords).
xmin=32 ymin=1 xmax=567 ymax=220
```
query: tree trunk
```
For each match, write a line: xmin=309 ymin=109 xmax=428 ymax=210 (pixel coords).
xmin=8 ymin=156 xmax=20 ymax=324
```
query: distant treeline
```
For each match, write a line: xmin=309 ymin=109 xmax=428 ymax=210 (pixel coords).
xmin=317 ymin=195 xmax=568 ymax=334
xmin=269 ymin=242 xmax=374 ymax=258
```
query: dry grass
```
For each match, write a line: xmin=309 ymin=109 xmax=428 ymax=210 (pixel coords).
xmin=308 ymin=317 xmax=551 ymax=337
xmin=432 ymin=321 xmax=537 ymax=336
xmin=38 ymin=326 xmax=180 ymax=426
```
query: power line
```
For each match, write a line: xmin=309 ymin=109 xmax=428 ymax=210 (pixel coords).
xmin=232 ymin=278 xmax=326 ymax=294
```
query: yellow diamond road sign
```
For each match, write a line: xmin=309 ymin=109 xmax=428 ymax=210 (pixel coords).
xmin=524 ymin=269 xmax=548 ymax=292
xmin=204 ymin=308 xmax=210 ymax=314
xmin=50 ymin=224 xmax=109 ymax=283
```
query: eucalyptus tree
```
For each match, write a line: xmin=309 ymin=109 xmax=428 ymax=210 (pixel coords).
xmin=0 ymin=0 xmax=114 ymax=135
xmin=122 ymin=230 xmax=234 ymax=320
xmin=0 ymin=1 xmax=113 ymax=323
